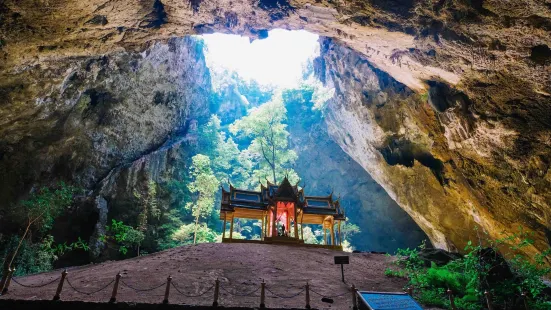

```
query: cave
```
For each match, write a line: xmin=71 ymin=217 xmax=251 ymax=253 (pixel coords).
xmin=1 ymin=1 xmax=550 ymax=308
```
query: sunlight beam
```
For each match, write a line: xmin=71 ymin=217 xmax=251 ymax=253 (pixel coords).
xmin=201 ymin=29 xmax=319 ymax=89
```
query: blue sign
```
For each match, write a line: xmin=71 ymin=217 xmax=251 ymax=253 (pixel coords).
xmin=359 ymin=292 xmax=423 ymax=310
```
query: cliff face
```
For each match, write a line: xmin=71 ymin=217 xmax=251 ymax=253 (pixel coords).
xmin=1 ymin=0 xmax=551 ymax=260
xmin=0 ymin=36 xmax=211 ymax=259
xmin=285 ymin=91 xmax=428 ymax=252
xmin=316 ymin=37 xmax=550 ymax=259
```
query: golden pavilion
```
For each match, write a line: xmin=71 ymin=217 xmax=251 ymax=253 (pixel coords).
xmin=220 ymin=177 xmax=346 ymax=250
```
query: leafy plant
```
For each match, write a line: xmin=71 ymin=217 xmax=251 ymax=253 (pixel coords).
xmin=134 ymin=179 xmax=161 ymax=232
xmin=229 ymin=95 xmax=299 ymax=186
xmin=185 ymin=154 xmax=220 ymax=244
xmin=100 ymin=219 xmax=144 ymax=256
xmin=3 ymin=182 xmax=77 ymax=271
xmin=172 ymin=223 xmax=219 ymax=244
xmin=385 ymin=231 xmax=551 ymax=309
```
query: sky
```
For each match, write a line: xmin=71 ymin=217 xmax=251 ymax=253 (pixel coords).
xmin=201 ymin=29 xmax=319 ymax=89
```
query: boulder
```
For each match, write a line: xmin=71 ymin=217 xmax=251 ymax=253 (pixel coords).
xmin=418 ymin=248 xmax=463 ymax=267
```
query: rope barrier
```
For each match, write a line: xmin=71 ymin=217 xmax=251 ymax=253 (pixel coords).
xmin=11 ymin=276 xmax=60 ymax=288
xmin=170 ymin=282 xmax=215 ymax=298
xmin=120 ymin=279 xmax=166 ymax=292
xmin=220 ymin=284 xmax=260 ymax=297
xmin=310 ymin=287 xmax=349 ymax=298
xmin=66 ymin=278 xmax=115 ymax=295
xmin=265 ymin=286 xmax=305 ymax=299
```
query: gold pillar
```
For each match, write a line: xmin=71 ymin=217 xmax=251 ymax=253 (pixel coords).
xmin=264 ymin=212 xmax=271 ymax=238
xmin=286 ymin=210 xmax=290 ymax=235
xmin=229 ymin=216 xmax=234 ymax=241
xmin=300 ymin=212 xmax=304 ymax=241
xmin=324 ymin=226 xmax=327 ymax=245
xmin=330 ymin=219 xmax=335 ymax=246
xmin=338 ymin=221 xmax=342 ymax=245
xmin=293 ymin=212 xmax=299 ymax=239
xmin=261 ymin=212 xmax=265 ymax=240
xmin=222 ymin=212 xmax=227 ymax=239
xmin=272 ymin=207 xmax=277 ymax=237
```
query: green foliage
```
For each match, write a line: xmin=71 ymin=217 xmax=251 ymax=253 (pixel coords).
xmin=229 ymin=95 xmax=299 ymax=186
xmin=1 ymin=236 xmax=56 ymax=276
xmin=183 ymin=154 xmax=220 ymax=244
xmin=0 ymin=182 xmax=79 ymax=275
xmin=101 ymin=219 xmax=144 ymax=255
xmin=186 ymin=155 xmax=220 ymax=221
xmin=134 ymin=179 xmax=161 ymax=232
xmin=172 ymin=223 xmax=219 ymax=244
xmin=48 ymin=236 xmax=90 ymax=256
xmin=384 ymin=267 xmax=406 ymax=278
xmin=341 ymin=220 xmax=361 ymax=241
xmin=386 ymin=231 xmax=551 ymax=309
xmin=22 ymin=182 xmax=78 ymax=232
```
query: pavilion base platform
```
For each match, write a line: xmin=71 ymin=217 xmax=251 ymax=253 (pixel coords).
xmin=222 ymin=237 xmax=343 ymax=251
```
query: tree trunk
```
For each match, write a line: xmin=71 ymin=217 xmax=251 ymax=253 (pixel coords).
xmin=193 ymin=213 xmax=200 ymax=245
xmin=8 ymin=222 xmax=32 ymax=268
xmin=272 ymin=164 xmax=277 ymax=184
xmin=1 ymin=221 xmax=32 ymax=291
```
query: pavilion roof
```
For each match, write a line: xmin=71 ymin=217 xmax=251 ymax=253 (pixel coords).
xmin=221 ymin=177 xmax=345 ymax=219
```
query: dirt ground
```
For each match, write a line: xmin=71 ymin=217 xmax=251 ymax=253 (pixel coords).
xmin=1 ymin=243 xmax=419 ymax=309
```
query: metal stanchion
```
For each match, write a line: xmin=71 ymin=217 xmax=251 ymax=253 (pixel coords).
xmin=212 ymin=279 xmax=220 ymax=307
xmin=521 ymin=291 xmax=529 ymax=310
xmin=109 ymin=273 xmax=121 ymax=303
xmin=352 ymin=284 xmax=358 ymax=310
xmin=406 ymin=286 xmax=413 ymax=296
xmin=163 ymin=276 xmax=172 ymax=304
xmin=53 ymin=269 xmax=68 ymax=301
xmin=447 ymin=289 xmax=457 ymax=310
xmin=305 ymin=281 xmax=311 ymax=309
xmin=260 ymin=280 xmax=266 ymax=309
xmin=1 ymin=268 xmax=14 ymax=294
xmin=485 ymin=291 xmax=494 ymax=310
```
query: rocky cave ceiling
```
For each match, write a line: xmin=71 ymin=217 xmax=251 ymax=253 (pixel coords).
xmin=1 ymin=0 xmax=551 ymax=260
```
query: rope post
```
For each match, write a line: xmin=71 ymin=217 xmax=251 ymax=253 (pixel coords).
xmin=53 ymin=269 xmax=68 ymax=301
xmin=352 ymin=284 xmax=358 ymax=310
xmin=163 ymin=276 xmax=172 ymax=304
xmin=0 ymin=268 xmax=8 ymax=295
xmin=1 ymin=268 xmax=14 ymax=294
xmin=447 ymin=289 xmax=457 ymax=310
xmin=109 ymin=272 xmax=122 ymax=303
xmin=212 ymin=278 xmax=220 ymax=307
xmin=485 ymin=290 xmax=494 ymax=310
xmin=260 ymin=280 xmax=266 ymax=309
xmin=305 ymin=281 xmax=311 ymax=309
xmin=406 ymin=286 xmax=413 ymax=296
xmin=521 ymin=291 xmax=529 ymax=310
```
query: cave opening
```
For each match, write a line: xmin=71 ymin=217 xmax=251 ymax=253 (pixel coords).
xmin=188 ymin=29 xmax=428 ymax=252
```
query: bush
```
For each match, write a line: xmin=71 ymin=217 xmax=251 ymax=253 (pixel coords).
xmin=100 ymin=219 xmax=144 ymax=255
xmin=385 ymin=230 xmax=551 ymax=309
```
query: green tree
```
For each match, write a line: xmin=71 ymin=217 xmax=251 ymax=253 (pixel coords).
xmin=134 ymin=179 xmax=161 ymax=232
xmin=172 ymin=223 xmax=219 ymax=244
xmin=100 ymin=219 xmax=144 ymax=256
xmin=1 ymin=183 xmax=77 ymax=288
xmin=5 ymin=183 xmax=76 ymax=270
xmin=199 ymin=115 xmax=250 ymax=187
xmin=185 ymin=154 xmax=220 ymax=244
xmin=302 ymin=226 xmax=321 ymax=244
xmin=229 ymin=95 xmax=298 ymax=186
xmin=341 ymin=221 xmax=361 ymax=241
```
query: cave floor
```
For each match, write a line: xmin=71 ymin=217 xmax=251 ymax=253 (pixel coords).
xmin=1 ymin=243 xmax=440 ymax=309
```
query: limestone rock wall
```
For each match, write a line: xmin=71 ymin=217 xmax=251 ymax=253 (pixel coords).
xmin=285 ymin=91 xmax=429 ymax=252
xmin=0 ymin=37 xmax=211 ymax=256
xmin=1 ymin=0 xmax=551 ymax=260
xmin=316 ymin=36 xmax=551 ymax=261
